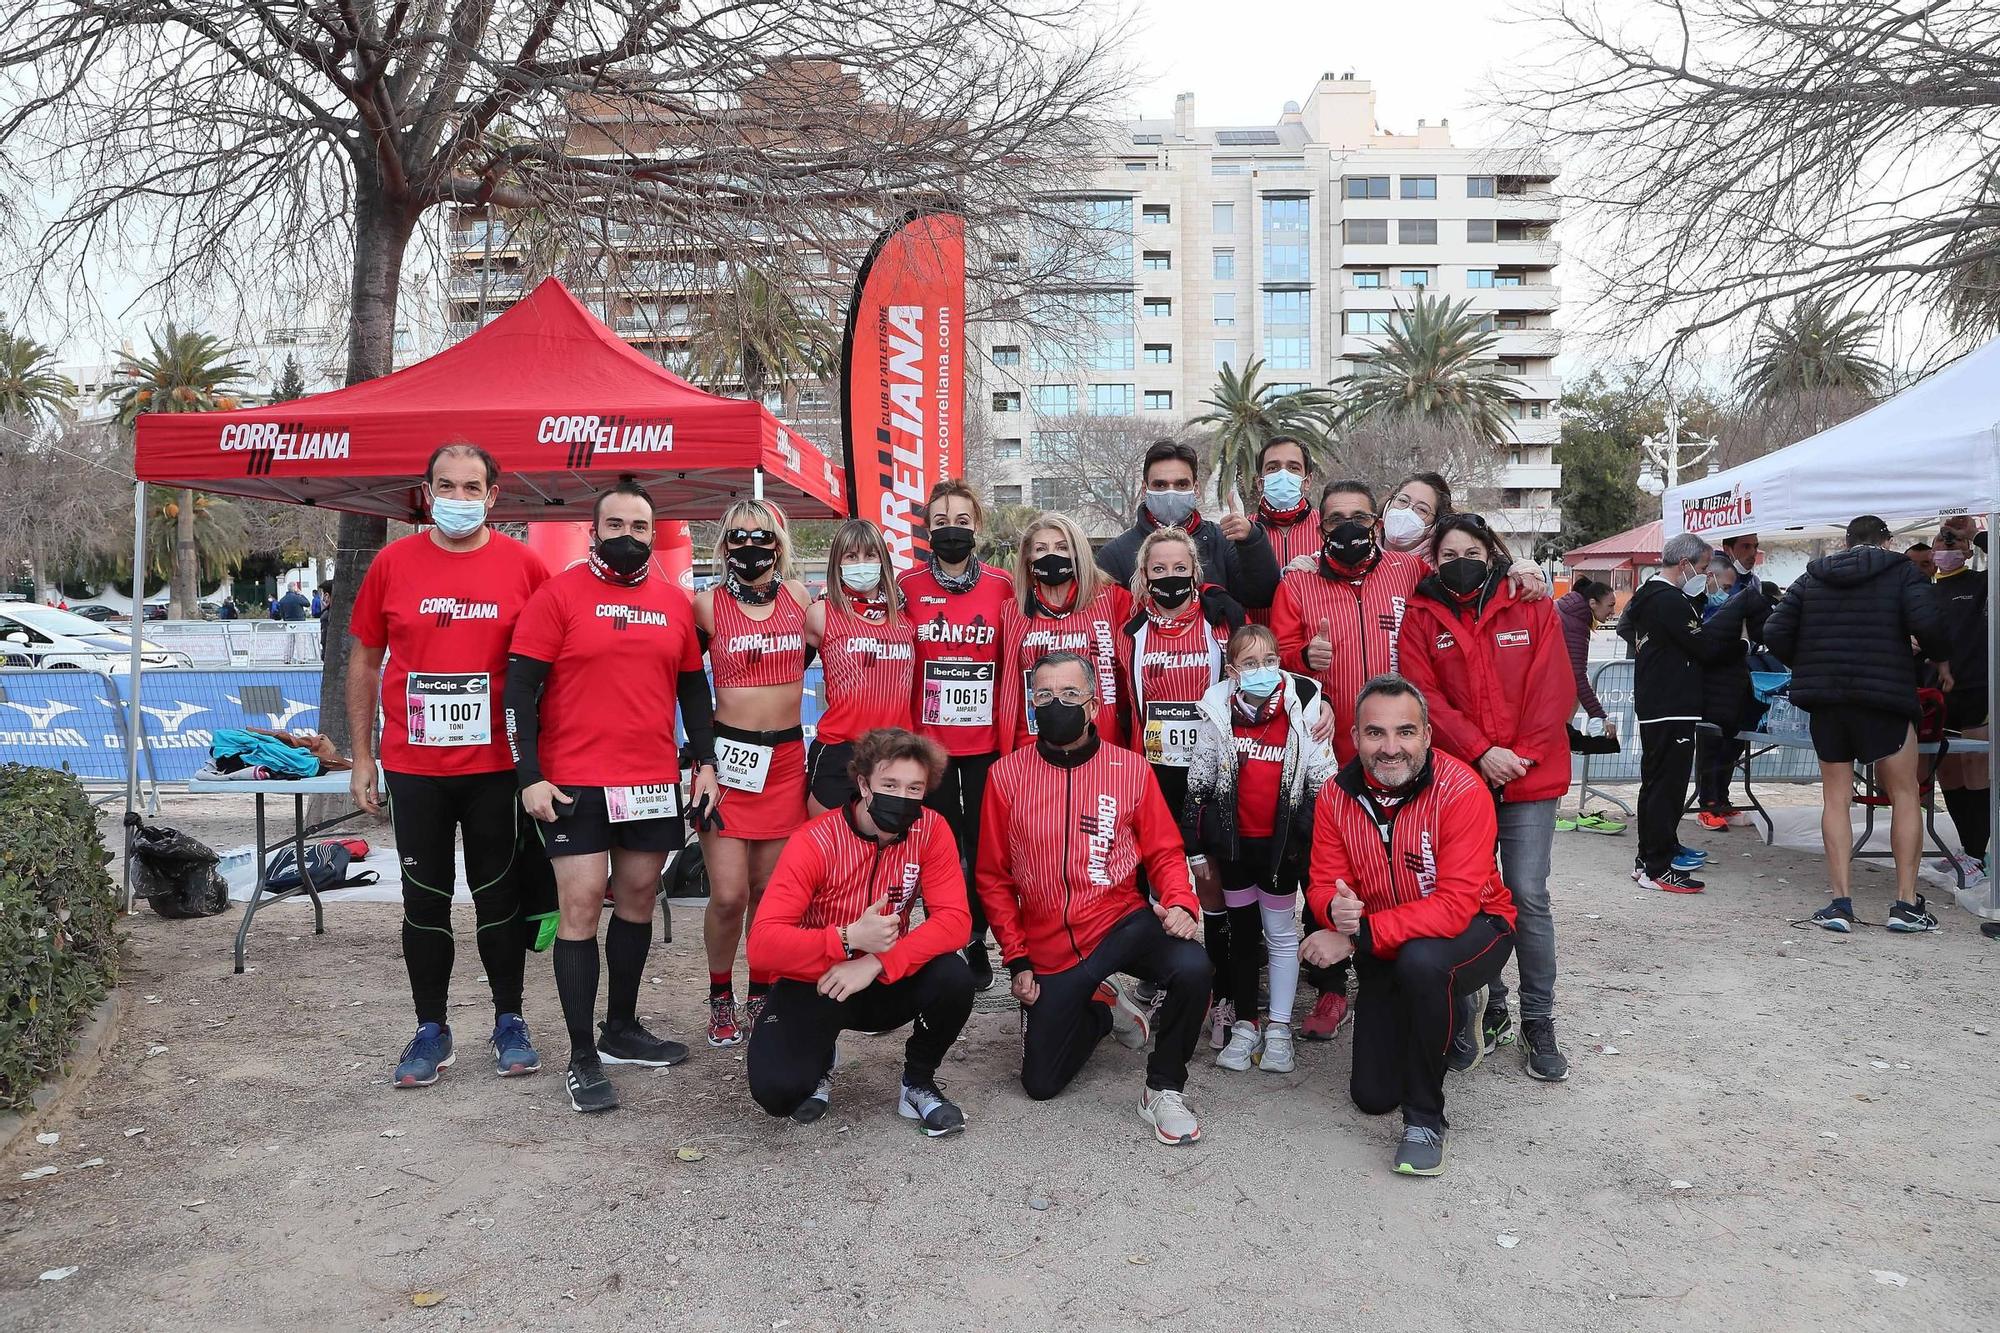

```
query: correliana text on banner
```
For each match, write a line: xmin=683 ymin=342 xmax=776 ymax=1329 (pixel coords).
xmin=841 ymin=210 xmax=965 ymax=568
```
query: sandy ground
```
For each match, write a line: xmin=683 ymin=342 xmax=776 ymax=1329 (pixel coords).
xmin=3 ymin=796 xmax=1998 ymax=1331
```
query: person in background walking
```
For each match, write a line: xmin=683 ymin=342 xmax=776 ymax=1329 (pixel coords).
xmin=1764 ymin=515 xmax=1954 ymax=933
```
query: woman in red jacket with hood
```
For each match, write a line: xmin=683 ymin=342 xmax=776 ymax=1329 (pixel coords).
xmin=1397 ymin=513 xmax=1575 ymax=1085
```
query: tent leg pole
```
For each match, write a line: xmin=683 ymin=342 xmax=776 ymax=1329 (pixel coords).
xmin=1986 ymin=511 xmax=1997 ymax=916
xmin=752 ymin=467 xmax=764 ymax=502
xmin=122 ymin=480 xmax=147 ymax=913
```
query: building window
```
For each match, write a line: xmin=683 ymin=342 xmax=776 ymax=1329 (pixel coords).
xmin=1262 ymin=289 xmax=1310 ymax=369
xmin=1213 ymin=248 xmax=1235 ymax=279
xmin=1467 ymin=219 xmax=1496 ymax=243
xmin=1400 ymin=269 xmax=1430 ymax=287
xmin=991 ymin=345 xmax=1021 ymax=367
xmin=1214 ymin=338 xmax=1237 ymax=370
xmin=1143 ymin=297 xmax=1173 ymax=318
xmin=1212 ymin=202 xmax=1234 ymax=233
xmin=1263 ymin=382 xmax=1310 ymax=399
xmin=1401 ymin=176 xmax=1437 ymax=200
xmin=1144 ymin=390 xmax=1174 ymax=411
xmin=1032 ymin=477 xmax=1075 ymax=509
xmin=992 ymin=391 xmax=1021 ymax=412
xmin=995 ymin=484 xmax=1023 ymax=507
xmin=1212 ymin=162 xmax=1247 ymax=176
xmin=1142 ymin=250 xmax=1172 ymax=271
xmin=1343 ymin=219 xmax=1387 ymax=244
xmin=1496 ymin=315 xmax=1525 ymax=330
xmin=1473 ymin=314 xmax=1497 ymax=333
xmin=1262 ymin=197 xmax=1310 ymax=281
xmin=1344 ymin=176 xmax=1390 ymax=200
xmin=995 ymin=437 xmax=1023 ymax=458
xmin=1213 ymin=292 xmax=1236 ymax=326
xmin=1144 ymin=343 xmax=1173 ymax=364
xmin=1032 ymin=384 xmax=1078 ymax=415
xmin=1343 ymin=310 xmax=1393 ymax=334
xmin=1124 ymin=162 xmax=1150 ymax=173
xmin=1143 ymin=204 xmax=1171 ymax=225
xmin=1467 ymin=176 xmax=1496 ymax=198
xmin=1494 ymin=272 xmax=1524 ymax=287
xmin=1529 ymin=402 xmax=1545 ymax=418
xmin=1089 ymin=383 xmax=1136 ymax=415
xmin=993 ymin=250 xmax=1021 ymax=268
xmin=1467 ymin=269 xmax=1496 ymax=288
xmin=1031 ymin=430 xmax=1074 ymax=459
xmin=1399 ymin=219 xmax=1438 ymax=245
xmin=1352 ymin=271 xmax=1384 ymax=288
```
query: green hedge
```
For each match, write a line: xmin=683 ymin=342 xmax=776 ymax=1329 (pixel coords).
xmin=0 ymin=764 xmax=120 ymax=1112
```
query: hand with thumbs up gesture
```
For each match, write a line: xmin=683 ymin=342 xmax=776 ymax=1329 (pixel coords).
xmin=1326 ymin=879 xmax=1364 ymax=934
xmin=843 ymin=893 xmax=902 ymax=955
xmin=1219 ymin=488 xmax=1253 ymax=544
xmin=1306 ymin=617 xmax=1334 ymax=672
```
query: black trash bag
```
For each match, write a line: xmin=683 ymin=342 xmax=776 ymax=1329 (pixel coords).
xmin=129 ymin=821 xmax=230 ymax=919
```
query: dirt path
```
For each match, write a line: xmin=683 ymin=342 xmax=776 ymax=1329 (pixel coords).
xmin=5 ymin=813 xmax=1998 ymax=1331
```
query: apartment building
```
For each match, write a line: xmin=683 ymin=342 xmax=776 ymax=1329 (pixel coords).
xmin=976 ymin=73 xmax=1563 ymax=547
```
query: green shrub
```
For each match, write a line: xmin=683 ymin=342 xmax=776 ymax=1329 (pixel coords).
xmin=0 ymin=764 xmax=120 ymax=1112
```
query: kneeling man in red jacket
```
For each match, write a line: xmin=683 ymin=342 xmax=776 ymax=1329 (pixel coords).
xmin=1304 ymin=673 xmax=1517 ymax=1177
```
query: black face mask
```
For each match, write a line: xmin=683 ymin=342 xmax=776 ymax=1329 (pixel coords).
xmin=929 ymin=526 xmax=977 ymax=564
xmin=1034 ymin=699 xmax=1090 ymax=746
xmin=867 ymin=791 xmax=922 ymax=838
xmin=1438 ymin=557 xmax=1488 ymax=598
xmin=725 ymin=546 xmax=777 ymax=581
xmin=1150 ymin=574 xmax=1195 ymax=610
xmin=1322 ymin=520 xmax=1376 ymax=568
xmin=1031 ymin=553 xmax=1075 ymax=586
xmin=594 ymin=534 xmax=652 ymax=577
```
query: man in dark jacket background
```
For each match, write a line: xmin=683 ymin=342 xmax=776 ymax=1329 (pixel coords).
xmin=1695 ymin=550 xmax=1772 ymax=829
xmin=1764 ymin=514 xmax=1954 ymax=933
xmin=1094 ymin=440 xmax=1280 ymax=611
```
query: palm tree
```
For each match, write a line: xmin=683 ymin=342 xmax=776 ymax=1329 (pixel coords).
xmin=1735 ymin=298 xmax=1889 ymax=403
xmin=103 ymin=324 xmax=248 ymax=617
xmin=1189 ymin=358 xmax=1338 ymax=506
xmin=682 ymin=265 xmax=838 ymax=411
xmin=1332 ymin=294 xmax=1523 ymax=447
xmin=0 ymin=327 xmax=76 ymax=421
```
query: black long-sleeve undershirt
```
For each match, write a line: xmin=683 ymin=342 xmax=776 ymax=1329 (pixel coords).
xmin=504 ymin=653 xmax=716 ymax=788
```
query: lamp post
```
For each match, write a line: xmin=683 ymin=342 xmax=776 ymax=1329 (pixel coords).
xmin=1634 ymin=404 xmax=1720 ymax=497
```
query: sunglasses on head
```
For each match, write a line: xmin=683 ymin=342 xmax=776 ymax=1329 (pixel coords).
xmin=726 ymin=528 xmax=777 ymax=546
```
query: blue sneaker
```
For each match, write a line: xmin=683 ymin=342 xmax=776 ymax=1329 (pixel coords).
xmin=492 ymin=1013 xmax=541 ymax=1077
xmin=1676 ymin=845 xmax=1709 ymax=864
xmin=394 ymin=1022 xmax=454 ymax=1088
xmin=1672 ymin=848 xmax=1708 ymax=872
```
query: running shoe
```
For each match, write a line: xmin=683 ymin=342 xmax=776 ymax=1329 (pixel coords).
xmin=1138 ymin=1087 xmax=1201 ymax=1145
xmin=1393 ymin=1123 xmax=1446 ymax=1176
xmin=1811 ymin=898 xmax=1857 ymax=932
xmin=1299 ymin=991 xmax=1349 ymax=1042
xmin=1446 ymin=989 xmax=1484 ymax=1074
xmin=1521 ymin=1017 xmax=1570 ymax=1082
xmin=393 ymin=1022 xmax=454 ymax=1088
xmin=1095 ymin=980 xmax=1152 ymax=1050
xmin=1575 ymin=812 xmax=1627 ymax=836
xmin=965 ymin=941 xmax=995 ymax=993
xmin=491 ymin=1013 xmax=540 ymax=1077
xmin=707 ymin=994 xmax=743 ymax=1047
xmin=1723 ymin=808 xmax=1755 ymax=828
xmin=1257 ymin=1021 xmax=1296 ymax=1073
xmin=1675 ymin=845 xmax=1709 ymax=865
xmin=1887 ymin=896 xmax=1940 ymax=933
xmin=1207 ymin=997 xmax=1237 ymax=1051
xmin=1482 ymin=1003 xmax=1515 ymax=1054
xmin=1633 ymin=864 xmax=1705 ymax=894
xmin=792 ymin=1072 xmax=833 ymax=1125
xmin=898 ymin=1080 xmax=966 ymax=1137
xmin=1555 ymin=814 xmax=1579 ymax=833
xmin=1671 ymin=850 xmax=1708 ymax=873
xmin=597 ymin=1018 xmax=690 ymax=1067
xmin=1215 ymin=1019 xmax=1260 ymax=1071
xmin=743 ymin=991 xmax=768 ymax=1035
xmin=565 ymin=1053 xmax=617 ymax=1113
xmin=1696 ymin=810 xmax=1730 ymax=832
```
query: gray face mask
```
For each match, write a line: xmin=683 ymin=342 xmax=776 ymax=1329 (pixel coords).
xmin=1145 ymin=488 xmax=1198 ymax=526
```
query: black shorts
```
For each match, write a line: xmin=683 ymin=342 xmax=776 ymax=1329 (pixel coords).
xmin=1946 ymin=692 xmax=1988 ymax=734
xmin=537 ymin=784 xmax=684 ymax=857
xmin=807 ymin=739 xmax=857 ymax=810
xmin=1808 ymin=707 xmax=1913 ymax=766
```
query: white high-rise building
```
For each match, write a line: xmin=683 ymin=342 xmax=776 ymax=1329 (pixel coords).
xmin=975 ymin=73 xmax=1563 ymax=547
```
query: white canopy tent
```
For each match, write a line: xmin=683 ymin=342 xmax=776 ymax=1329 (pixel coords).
xmin=1662 ymin=336 xmax=2000 ymax=915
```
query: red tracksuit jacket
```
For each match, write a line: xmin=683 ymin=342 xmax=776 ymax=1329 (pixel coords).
xmin=995 ymin=585 xmax=1134 ymax=751
xmin=1306 ymin=751 xmax=1517 ymax=960
xmin=747 ymin=805 xmax=969 ymax=985
xmin=1396 ymin=576 xmax=1577 ymax=804
xmin=1270 ymin=552 xmax=1427 ymax=764
xmin=976 ymin=733 xmax=1196 ymax=975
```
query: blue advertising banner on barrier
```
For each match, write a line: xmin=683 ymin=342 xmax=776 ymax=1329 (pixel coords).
xmin=0 ymin=669 xmax=133 ymax=783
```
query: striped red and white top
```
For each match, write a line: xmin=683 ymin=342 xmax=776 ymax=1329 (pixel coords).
xmin=814 ymin=602 xmax=917 ymax=744
xmin=900 ymin=563 xmax=1014 ymax=756
xmin=1123 ymin=607 xmax=1230 ymax=726
xmin=711 ymin=586 xmax=808 ymax=688
xmin=1269 ymin=552 xmax=1426 ymax=764
xmin=1250 ymin=503 xmax=1319 ymax=627
xmin=995 ymin=584 xmax=1134 ymax=751
xmin=747 ymin=805 xmax=969 ymax=984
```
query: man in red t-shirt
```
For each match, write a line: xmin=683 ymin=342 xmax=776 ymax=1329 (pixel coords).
xmin=504 ymin=480 xmax=720 ymax=1114
xmin=347 ymin=442 xmax=552 ymax=1092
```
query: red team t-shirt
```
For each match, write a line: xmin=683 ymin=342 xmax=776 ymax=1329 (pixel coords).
xmin=1232 ymin=704 xmax=1292 ymax=839
xmin=814 ymin=602 xmax=916 ymax=744
xmin=348 ymin=532 xmax=551 ymax=777
xmin=508 ymin=565 xmax=703 ymax=786
xmin=900 ymin=564 xmax=1014 ymax=756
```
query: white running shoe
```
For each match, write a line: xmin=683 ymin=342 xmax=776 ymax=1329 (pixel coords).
xmin=1215 ymin=1019 xmax=1259 ymax=1071
xmin=1096 ymin=980 xmax=1152 ymax=1050
xmin=1257 ymin=1021 xmax=1296 ymax=1073
xmin=1139 ymin=1087 xmax=1201 ymax=1145
xmin=1207 ymin=998 xmax=1236 ymax=1051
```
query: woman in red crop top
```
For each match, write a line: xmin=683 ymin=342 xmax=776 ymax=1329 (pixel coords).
xmin=692 ymin=498 xmax=811 ymax=1047
xmin=804 ymin=519 xmax=915 ymax=815
xmin=995 ymin=512 xmax=1133 ymax=751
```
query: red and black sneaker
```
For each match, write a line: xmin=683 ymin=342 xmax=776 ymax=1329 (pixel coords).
xmin=1632 ymin=864 xmax=1705 ymax=894
xmin=707 ymin=993 xmax=743 ymax=1047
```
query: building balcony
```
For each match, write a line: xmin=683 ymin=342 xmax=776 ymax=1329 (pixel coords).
xmin=1506 ymin=374 xmax=1564 ymax=401
xmin=1488 ymin=193 xmax=1562 ymax=221
xmin=1493 ymin=238 xmax=1561 ymax=267
xmin=1493 ymin=506 xmax=1564 ymax=535
xmin=1493 ymin=330 xmax=1562 ymax=357
xmin=450 ymin=224 xmax=516 ymax=251
xmin=444 ymin=320 xmax=487 ymax=343
xmin=447 ymin=272 xmax=526 ymax=299
xmin=1505 ymin=415 xmax=1562 ymax=445
xmin=1463 ymin=283 xmax=1560 ymax=312
xmin=615 ymin=314 xmax=695 ymax=337
xmin=1498 ymin=462 xmax=1563 ymax=489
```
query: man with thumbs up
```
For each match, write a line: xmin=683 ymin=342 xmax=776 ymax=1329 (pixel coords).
xmin=1095 ymin=439 xmax=1280 ymax=610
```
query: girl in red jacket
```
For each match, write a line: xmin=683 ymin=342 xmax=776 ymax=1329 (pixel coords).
xmin=1396 ymin=513 xmax=1575 ymax=1084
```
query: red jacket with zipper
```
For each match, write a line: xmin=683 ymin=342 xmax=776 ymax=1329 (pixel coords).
xmin=747 ymin=805 xmax=969 ymax=985
xmin=1306 ymin=751 xmax=1517 ymax=960
xmin=1396 ymin=575 xmax=1576 ymax=804
xmin=975 ymin=732 xmax=1196 ymax=975
xmin=1270 ymin=552 xmax=1427 ymax=765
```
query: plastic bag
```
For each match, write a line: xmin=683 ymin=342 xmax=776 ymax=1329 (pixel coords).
xmin=129 ymin=822 xmax=230 ymax=919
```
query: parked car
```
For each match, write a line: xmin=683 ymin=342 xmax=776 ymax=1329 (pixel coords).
xmin=0 ymin=605 xmax=193 ymax=670
xmin=69 ymin=602 xmax=172 ymax=623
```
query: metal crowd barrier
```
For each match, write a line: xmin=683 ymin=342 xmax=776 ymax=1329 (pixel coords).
xmin=1571 ymin=659 xmax=1823 ymax=787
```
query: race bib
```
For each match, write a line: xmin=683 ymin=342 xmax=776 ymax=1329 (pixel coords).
xmin=1143 ymin=700 xmax=1202 ymax=768
xmin=923 ymin=661 xmax=995 ymax=727
xmin=605 ymin=783 xmax=680 ymax=823
xmin=406 ymin=672 xmax=491 ymax=747
xmin=716 ymin=736 xmax=773 ymax=793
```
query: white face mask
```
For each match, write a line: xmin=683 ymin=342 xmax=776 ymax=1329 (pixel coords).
xmin=1383 ymin=507 xmax=1428 ymax=551
xmin=840 ymin=561 xmax=883 ymax=593
xmin=1732 ymin=558 xmax=1753 ymax=576
xmin=1682 ymin=571 xmax=1710 ymax=597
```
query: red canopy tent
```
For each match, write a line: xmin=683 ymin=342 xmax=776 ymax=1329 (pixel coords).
xmin=1564 ymin=520 xmax=1664 ymax=575
xmin=133 ymin=277 xmax=847 ymax=522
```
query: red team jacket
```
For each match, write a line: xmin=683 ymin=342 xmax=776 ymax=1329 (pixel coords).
xmin=747 ymin=805 xmax=970 ymax=985
xmin=1270 ymin=551 xmax=1427 ymax=764
xmin=1396 ymin=579 xmax=1577 ymax=804
xmin=995 ymin=585 xmax=1134 ymax=751
xmin=1250 ymin=501 xmax=1320 ymax=628
xmin=1306 ymin=750 xmax=1518 ymax=960
xmin=976 ymin=735 xmax=1196 ymax=975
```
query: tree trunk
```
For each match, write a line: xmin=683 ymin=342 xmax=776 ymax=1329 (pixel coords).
xmin=172 ymin=487 xmax=198 ymax=617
